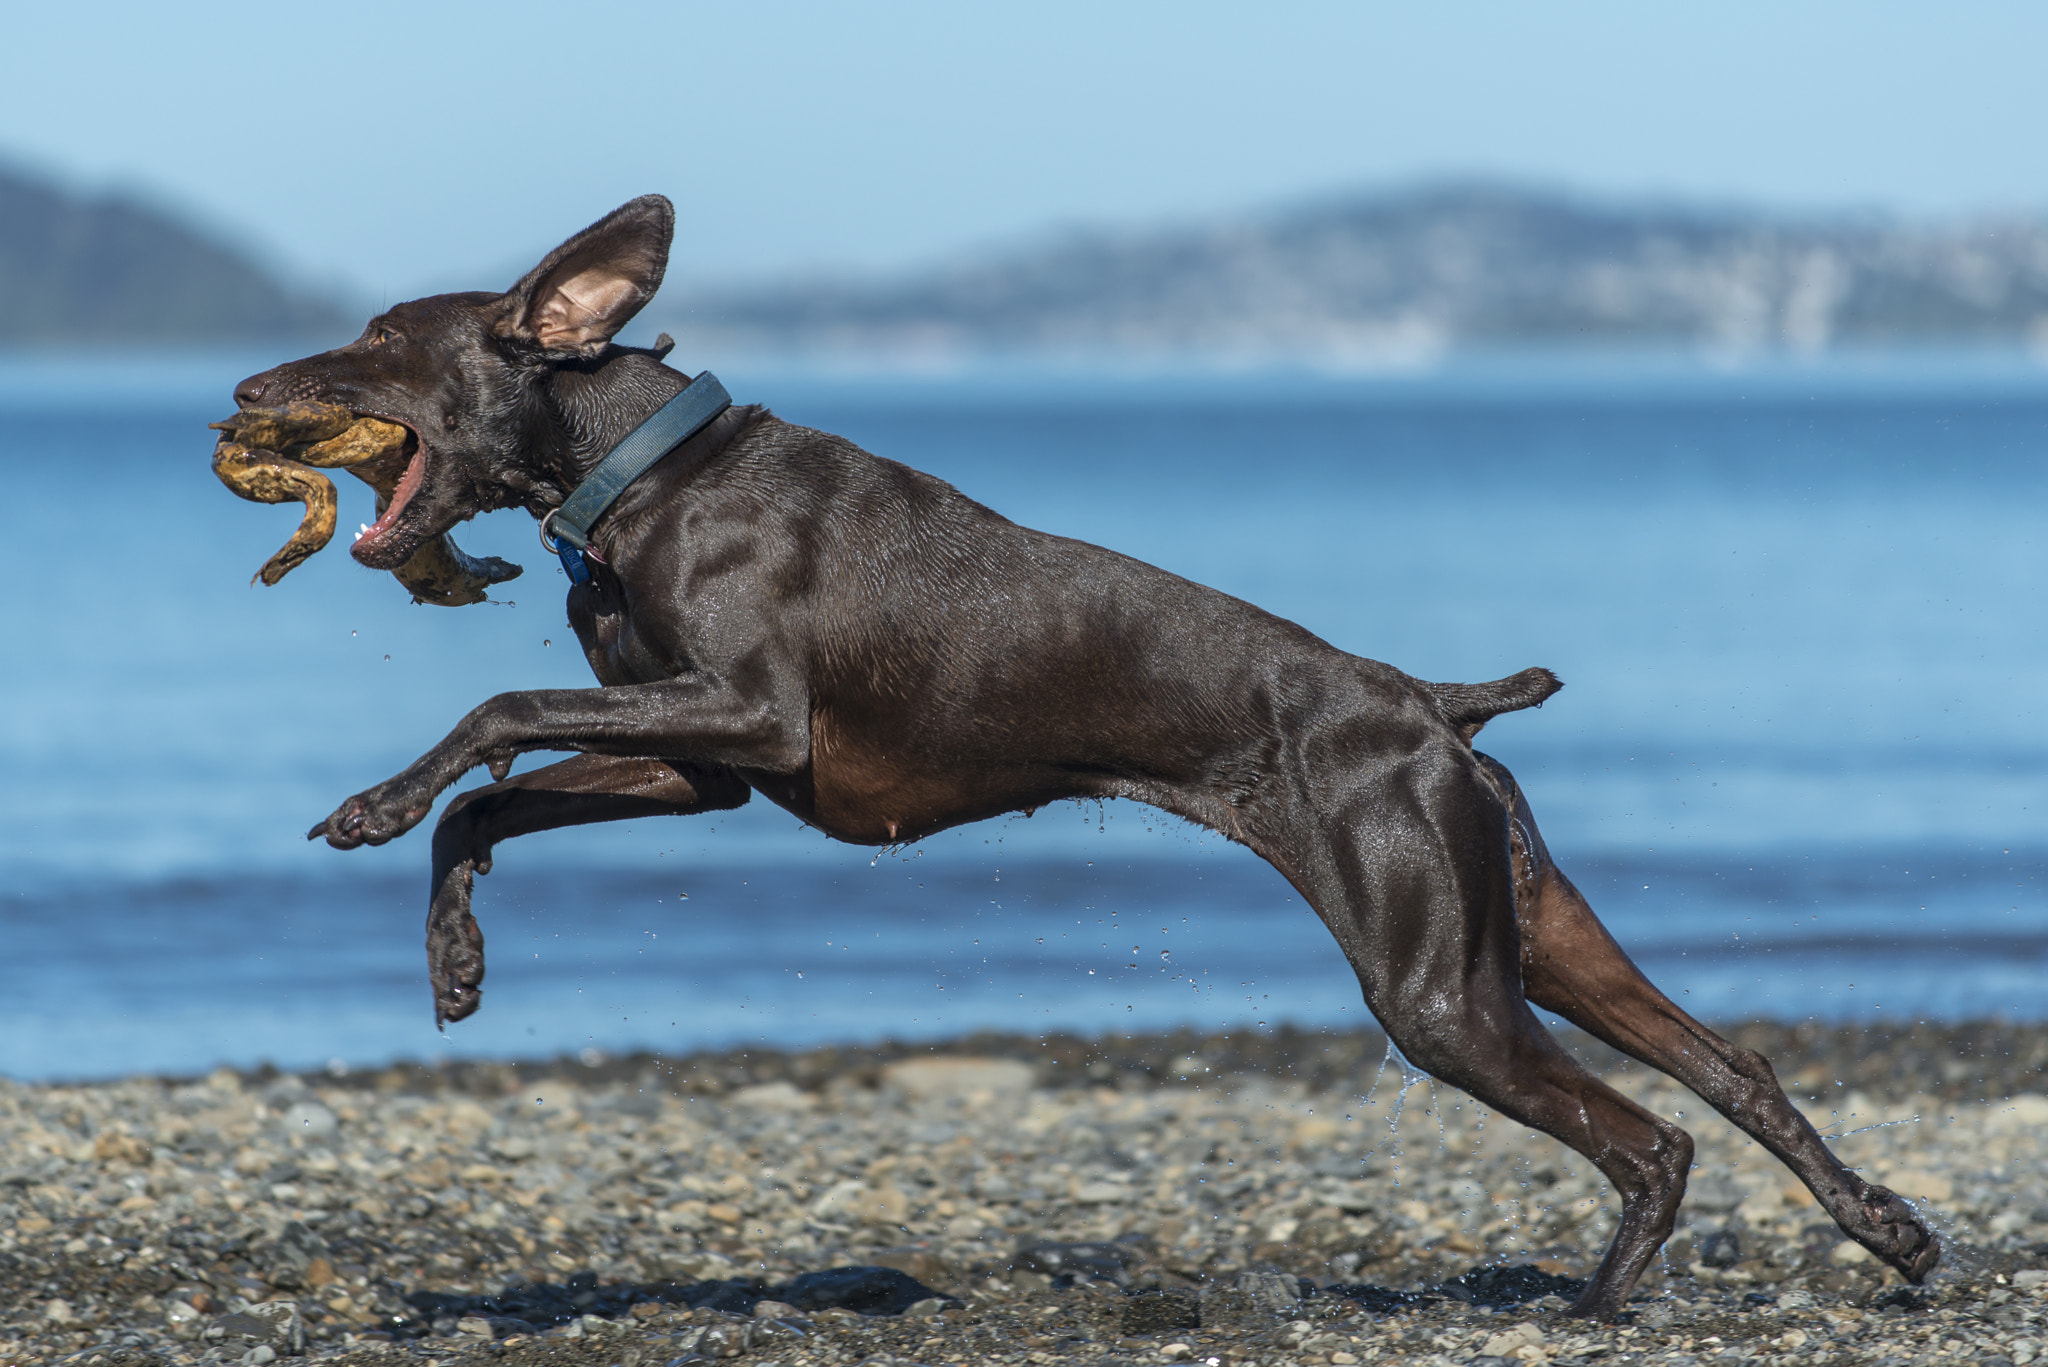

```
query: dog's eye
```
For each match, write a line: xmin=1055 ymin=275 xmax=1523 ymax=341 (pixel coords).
xmin=369 ymin=326 xmax=397 ymax=347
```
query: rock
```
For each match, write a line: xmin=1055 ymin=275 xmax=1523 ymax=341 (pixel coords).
xmin=1880 ymin=1169 xmax=1955 ymax=1203
xmin=1687 ymin=1172 xmax=1749 ymax=1213
xmin=1699 ymin=1228 xmax=1744 ymax=1269
xmin=1480 ymin=1322 xmax=1545 ymax=1357
xmin=1994 ymin=1095 xmax=2048 ymax=1129
xmin=880 ymin=1056 xmax=1036 ymax=1098
xmin=282 ymin=1100 xmax=339 ymax=1140
xmin=777 ymin=1265 xmax=945 ymax=1316
xmin=904 ymin=1297 xmax=949 ymax=1316
xmin=1074 ymin=1179 xmax=1131 ymax=1203
xmin=693 ymin=1321 xmax=751 ymax=1357
xmin=45 ymin=1298 xmax=76 ymax=1323
xmin=665 ymin=1251 xmax=740 ymax=1282
xmin=245 ymin=1299 xmax=308 ymax=1355
xmin=687 ymin=1280 xmax=766 ymax=1315
xmin=1120 ymin=1288 xmax=1201 ymax=1335
xmin=751 ymin=1299 xmax=799 ymax=1318
xmin=811 ymin=1178 xmax=910 ymax=1224
xmin=1440 ymin=1264 xmax=1586 ymax=1308
xmin=1013 ymin=1239 xmax=1146 ymax=1286
xmin=869 ymin=1245 xmax=964 ymax=1294
xmin=455 ymin=1316 xmax=495 ymax=1337
xmin=489 ymin=1133 xmax=536 ymax=1161
xmin=730 ymin=1080 xmax=813 ymax=1110
xmin=1233 ymin=1269 xmax=1303 ymax=1316
xmin=92 ymin=1130 xmax=151 ymax=1166
xmin=259 ymin=1221 xmax=330 ymax=1289
xmin=205 ymin=1313 xmax=278 ymax=1349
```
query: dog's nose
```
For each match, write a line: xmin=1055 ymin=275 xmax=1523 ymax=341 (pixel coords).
xmin=233 ymin=371 xmax=273 ymax=408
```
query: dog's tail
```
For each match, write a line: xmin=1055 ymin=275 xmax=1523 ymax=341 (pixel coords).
xmin=1425 ymin=666 xmax=1562 ymax=743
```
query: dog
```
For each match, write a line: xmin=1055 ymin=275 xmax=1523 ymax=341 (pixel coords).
xmin=235 ymin=195 xmax=1940 ymax=1317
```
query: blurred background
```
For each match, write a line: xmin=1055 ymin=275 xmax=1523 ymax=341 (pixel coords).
xmin=2 ymin=1 xmax=2045 ymax=1080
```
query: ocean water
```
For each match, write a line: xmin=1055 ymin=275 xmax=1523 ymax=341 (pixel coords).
xmin=2 ymin=351 xmax=2044 ymax=1081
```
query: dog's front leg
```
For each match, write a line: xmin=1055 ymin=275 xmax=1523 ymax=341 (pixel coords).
xmin=309 ymin=673 xmax=800 ymax=850
xmin=426 ymin=754 xmax=753 ymax=1025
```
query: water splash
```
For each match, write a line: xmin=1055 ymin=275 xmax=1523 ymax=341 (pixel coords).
xmin=1819 ymin=1114 xmax=1922 ymax=1140
xmin=1351 ymin=1037 xmax=1435 ymax=1185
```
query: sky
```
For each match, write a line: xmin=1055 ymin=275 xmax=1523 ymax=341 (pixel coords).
xmin=4 ymin=2 xmax=2047 ymax=300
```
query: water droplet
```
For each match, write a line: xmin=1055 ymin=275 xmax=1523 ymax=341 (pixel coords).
xmin=543 ymin=638 xmax=551 ymax=647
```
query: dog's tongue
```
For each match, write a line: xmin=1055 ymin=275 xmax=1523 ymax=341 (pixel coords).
xmin=353 ymin=441 xmax=427 ymax=558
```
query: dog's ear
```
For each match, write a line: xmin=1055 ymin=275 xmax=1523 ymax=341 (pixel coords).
xmin=498 ymin=195 xmax=675 ymax=358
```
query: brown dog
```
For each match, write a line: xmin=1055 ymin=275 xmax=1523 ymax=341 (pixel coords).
xmin=232 ymin=195 xmax=1939 ymax=1317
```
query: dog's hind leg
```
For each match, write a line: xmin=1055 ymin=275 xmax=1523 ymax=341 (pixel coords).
xmin=1474 ymin=752 xmax=1941 ymax=1286
xmin=425 ymin=755 xmax=751 ymax=1025
xmin=1274 ymin=744 xmax=1692 ymax=1319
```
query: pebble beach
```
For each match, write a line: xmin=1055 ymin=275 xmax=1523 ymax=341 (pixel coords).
xmin=3 ymin=1022 xmax=2044 ymax=1367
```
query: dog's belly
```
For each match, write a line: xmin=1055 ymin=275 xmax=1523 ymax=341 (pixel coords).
xmin=797 ymin=709 xmax=1083 ymax=844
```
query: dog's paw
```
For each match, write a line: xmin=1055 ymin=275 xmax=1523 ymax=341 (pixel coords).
xmin=308 ymin=784 xmax=433 ymax=849
xmin=427 ymin=905 xmax=487 ymax=1026
xmin=1848 ymin=1183 xmax=1942 ymax=1283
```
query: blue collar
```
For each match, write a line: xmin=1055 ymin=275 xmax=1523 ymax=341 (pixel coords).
xmin=540 ymin=371 xmax=732 ymax=584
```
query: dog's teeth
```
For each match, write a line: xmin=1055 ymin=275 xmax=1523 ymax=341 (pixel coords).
xmin=356 ymin=523 xmax=370 ymax=541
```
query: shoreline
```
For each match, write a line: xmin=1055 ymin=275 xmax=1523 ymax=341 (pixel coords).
xmin=3 ymin=1021 xmax=2043 ymax=1366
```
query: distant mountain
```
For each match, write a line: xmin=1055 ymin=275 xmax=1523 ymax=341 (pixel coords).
xmin=0 ymin=165 xmax=348 ymax=346
xmin=660 ymin=184 xmax=2048 ymax=364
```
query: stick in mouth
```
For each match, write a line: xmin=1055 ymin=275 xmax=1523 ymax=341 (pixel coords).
xmin=209 ymin=402 xmax=521 ymax=605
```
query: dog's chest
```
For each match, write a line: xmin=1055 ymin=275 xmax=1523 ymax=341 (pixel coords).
xmin=566 ymin=586 xmax=673 ymax=685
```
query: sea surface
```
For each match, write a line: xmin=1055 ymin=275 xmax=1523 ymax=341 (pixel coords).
xmin=2 ymin=350 xmax=2045 ymax=1081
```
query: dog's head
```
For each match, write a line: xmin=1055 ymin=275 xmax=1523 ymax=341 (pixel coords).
xmin=233 ymin=196 xmax=675 ymax=571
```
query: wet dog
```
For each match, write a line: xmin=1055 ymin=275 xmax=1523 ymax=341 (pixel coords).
xmin=236 ymin=195 xmax=1939 ymax=1316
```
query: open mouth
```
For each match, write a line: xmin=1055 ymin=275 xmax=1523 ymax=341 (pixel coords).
xmin=350 ymin=425 xmax=425 ymax=561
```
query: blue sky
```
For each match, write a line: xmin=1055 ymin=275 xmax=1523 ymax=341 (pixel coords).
xmin=4 ymin=1 xmax=2045 ymax=298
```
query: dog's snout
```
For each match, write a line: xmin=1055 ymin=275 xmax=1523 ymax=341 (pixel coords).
xmin=233 ymin=371 xmax=274 ymax=408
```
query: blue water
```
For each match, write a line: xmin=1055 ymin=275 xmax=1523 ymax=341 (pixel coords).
xmin=2 ymin=351 xmax=2045 ymax=1080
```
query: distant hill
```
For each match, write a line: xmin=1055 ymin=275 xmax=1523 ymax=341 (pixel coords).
xmin=0 ymin=165 xmax=348 ymax=346
xmin=660 ymin=184 xmax=2048 ymax=365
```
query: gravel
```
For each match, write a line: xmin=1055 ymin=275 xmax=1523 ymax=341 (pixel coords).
xmin=1 ymin=1021 xmax=2043 ymax=1366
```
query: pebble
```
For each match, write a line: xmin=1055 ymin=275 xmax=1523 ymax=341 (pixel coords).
xmin=0 ymin=1022 xmax=2043 ymax=1365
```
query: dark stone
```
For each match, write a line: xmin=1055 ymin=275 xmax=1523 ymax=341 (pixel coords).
xmin=1013 ymin=1240 xmax=1147 ymax=1288
xmin=259 ymin=1221 xmax=329 ymax=1289
xmin=1438 ymin=1263 xmax=1588 ymax=1308
xmin=1328 ymin=1282 xmax=1439 ymax=1314
xmin=51 ymin=1350 xmax=169 ymax=1367
xmin=774 ymin=1265 xmax=944 ymax=1317
xmin=1699 ymin=1228 xmax=1743 ymax=1269
xmin=1119 ymin=1288 xmax=1200 ymax=1335
xmin=204 ymin=1312 xmax=277 ymax=1345
xmin=694 ymin=1322 xmax=751 ymax=1358
xmin=683 ymin=1280 xmax=766 ymax=1315
xmin=748 ymin=1317 xmax=810 ymax=1346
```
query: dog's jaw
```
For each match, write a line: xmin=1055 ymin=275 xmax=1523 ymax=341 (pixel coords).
xmin=349 ymin=428 xmax=434 ymax=569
